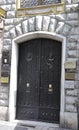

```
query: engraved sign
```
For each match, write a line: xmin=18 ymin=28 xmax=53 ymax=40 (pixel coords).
xmin=65 ymin=73 xmax=75 ymax=80
xmin=65 ymin=62 xmax=76 ymax=69
xmin=1 ymin=77 xmax=9 ymax=84
xmin=1 ymin=72 xmax=9 ymax=84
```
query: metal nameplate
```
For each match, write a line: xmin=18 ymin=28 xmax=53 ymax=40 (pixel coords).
xmin=65 ymin=73 xmax=75 ymax=80
xmin=1 ymin=77 xmax=9 ymax=84
xmin=65 ymin=62 xmax=76 ymax=69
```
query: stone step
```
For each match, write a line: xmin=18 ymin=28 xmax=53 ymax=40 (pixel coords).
xmin=0 ymin=121 xmax=72 ymax=130
xmin=34 ymin=126 xmax=71 ymax=130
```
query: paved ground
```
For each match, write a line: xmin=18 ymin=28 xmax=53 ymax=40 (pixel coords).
xmin=0 ymin=121 xmax=72 ymax=130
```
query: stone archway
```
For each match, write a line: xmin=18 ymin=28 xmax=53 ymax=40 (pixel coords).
xmin=8 ymin=16 xmax=71 ymax=126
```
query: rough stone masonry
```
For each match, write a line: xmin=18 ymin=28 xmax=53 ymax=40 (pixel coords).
xmin=0 ymin=0 xmax=79 ymax=130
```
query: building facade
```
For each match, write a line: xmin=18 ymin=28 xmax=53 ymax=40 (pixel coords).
xmin=0 ymin=0 xmax=79 ymax=130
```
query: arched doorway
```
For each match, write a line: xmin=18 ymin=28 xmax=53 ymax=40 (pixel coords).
xmin=16 ymin=38 xmax=62 ymax=123
xmin=9 ymin=32 xmax=66 ymax=126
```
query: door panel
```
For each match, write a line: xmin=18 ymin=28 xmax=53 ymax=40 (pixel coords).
xmin=16 ymin=39 xmax=41 ymax=120
xmin=16 ymin=38 xmax=61 ymax=123
xmin=39 ymin=39 xmax=61 ymax=122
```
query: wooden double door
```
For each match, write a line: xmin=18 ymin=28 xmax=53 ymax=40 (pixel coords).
xmin=16 ymin=38 xmax=61 ymax=123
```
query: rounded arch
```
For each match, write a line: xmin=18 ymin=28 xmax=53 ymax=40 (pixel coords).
xmin=8 ymin=16 xmax=71 ymax=40
xmin=9 ymin=31 xmax=66 ymax=127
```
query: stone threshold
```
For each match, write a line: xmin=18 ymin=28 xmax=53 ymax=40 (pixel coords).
xmin=13 ymin=120 xmax=59 ymax=128
xmin=0 ymin=120 xmax=72 ymax=130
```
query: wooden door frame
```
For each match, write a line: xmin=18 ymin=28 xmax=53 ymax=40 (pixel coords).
xmin=9 ymin=31 xmax=66 ymax=126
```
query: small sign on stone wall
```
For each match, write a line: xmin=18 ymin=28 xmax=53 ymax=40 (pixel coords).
xmin=1 ymin=77 xmax=9 ymax=84
xmin=65 ymin=61 xmax=76 ymax=69
xmin=0 ymin=72 xmax=9 ymax=84
xmin=65 ymin=61 xmax=76 ymax=80
xmin=65 ymin=72 xmax=75 ymax=80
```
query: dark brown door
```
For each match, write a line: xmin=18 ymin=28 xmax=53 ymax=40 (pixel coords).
xmin=16 ymin=38 xmax=61 ymax=123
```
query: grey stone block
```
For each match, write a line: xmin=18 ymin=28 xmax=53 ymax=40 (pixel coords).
xmin=66 ymin=4 xmax=78 ymax=13
xmin=62 ymin=24 xmax=71 ymax=36
xmin=36 ymin=16 xmax=42 ymax=31
xmin=64 ymin=112 xmax=78 ymax=130
xmin=11 ymin=4 xmax=16 ymax=10
xmin=65 ymin=81 xmax=75 ymax=89
xmin=0 ymin=99 xmax=8 ymax=106
xmin=3 ymin=32 xmax=10 ymax=38
xmin=0 ymin=92 xmax=8 ymax=100
xmin=13 ymin=18 xmax=23 ymax=24
xmin=1 ymin=5 xmax=11 ymax=11
xmin=4 ymin=25 xmax=14 ymax=32
xmin=28 ymin=17 xmax=35 ymax=32
xmin=66 ymin=89 xmax=77 ymax=96
xmin=75 ymin=73 xmax=79 ymax=80
xmin=0 ymin=0 xmax=7 ymax=4
xmin=22 ymin=20 xmax=28 ymax=33
xmin=67 ymin=35 xmax=79 ymax=42
xmin=3 ymin=39 xmax=11 ymax=45
xmin=15 ymin=24 xmax=23 ymax=36
xmin=72 ymin=0 xmax=79 ymax=3
xmin=7 ymin=0 xmax=15 ymax=4
xmin=10 ymin=28 xmax=16 ymax=39
xmin=66 ymin=20 xmax=79 ymax=26
xmin=70 ymin=27 xmax=79 ymax=35
xmin=0 ymin=106 xmax=8 ymax=120
xmin=49 ymin=18 xmax=57 ymax=32
xmin=77 ymin=43 xmax=79 ymax=49
xmin=55 ymin=14 xmax=66 ymax=21
xmin=67 ymin=42 xmax=77 ymax=50
xmin=0 ymin=86 xmax=9 ymax=93
xmin=7 ymin=11 xmax=15 ymax=18
xmin=67 ymin=50 xmax=77 ymax=58
xmin=55 ymin=22 xmax=64 ymax=34
xmin=66 ymin=96 xmax=77 ymax=105
xmin=42 ymin=16 xmax=50 ymax=31
xmin=67 ymin=13 xmax=78 ymax=20
xmin=5 ymin=19 xmax=13 ymax=25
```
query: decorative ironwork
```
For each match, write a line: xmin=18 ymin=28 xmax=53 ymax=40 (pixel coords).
xmin=20 ymin=0 xmax=39 ymax=8
xmin=16 ymin=0 xmax=65 ymax=17
xmin=42 ymin=0 xmax=60 ymax=5
xmin=20 ymin=0 xmax=61 ymax=8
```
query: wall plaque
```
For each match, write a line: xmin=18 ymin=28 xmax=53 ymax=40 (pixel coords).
xmin=65 ymin=62 xmax=76 ymax=69
xmin=65 ymin=73 xmax=75 ymax=80
xmin=1 ymin=76 xmax=9 ymax=84
xmin=1 ymin=72 xmax=9 ymax=84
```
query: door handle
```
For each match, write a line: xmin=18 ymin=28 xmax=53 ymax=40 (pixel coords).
xmin=48 ymin=84 xmax=53 ymax=92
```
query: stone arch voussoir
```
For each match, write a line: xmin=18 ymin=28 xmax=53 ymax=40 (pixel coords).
xmin=9 ymin=16 xmax=71 ymax=39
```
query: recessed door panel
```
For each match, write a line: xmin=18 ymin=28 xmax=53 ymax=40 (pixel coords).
xmin=16 ymin=38 xmax=61 ymax=123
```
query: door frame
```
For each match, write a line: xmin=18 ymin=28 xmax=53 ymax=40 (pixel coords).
xmin=9 ymin=31 xmax=66 ymax=126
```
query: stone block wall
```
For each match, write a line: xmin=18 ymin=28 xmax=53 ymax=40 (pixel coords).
xmin=0 ymin=20 xmax=3 ymax=83
xmin=0 ymin=0 xmax=79 ymax=129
